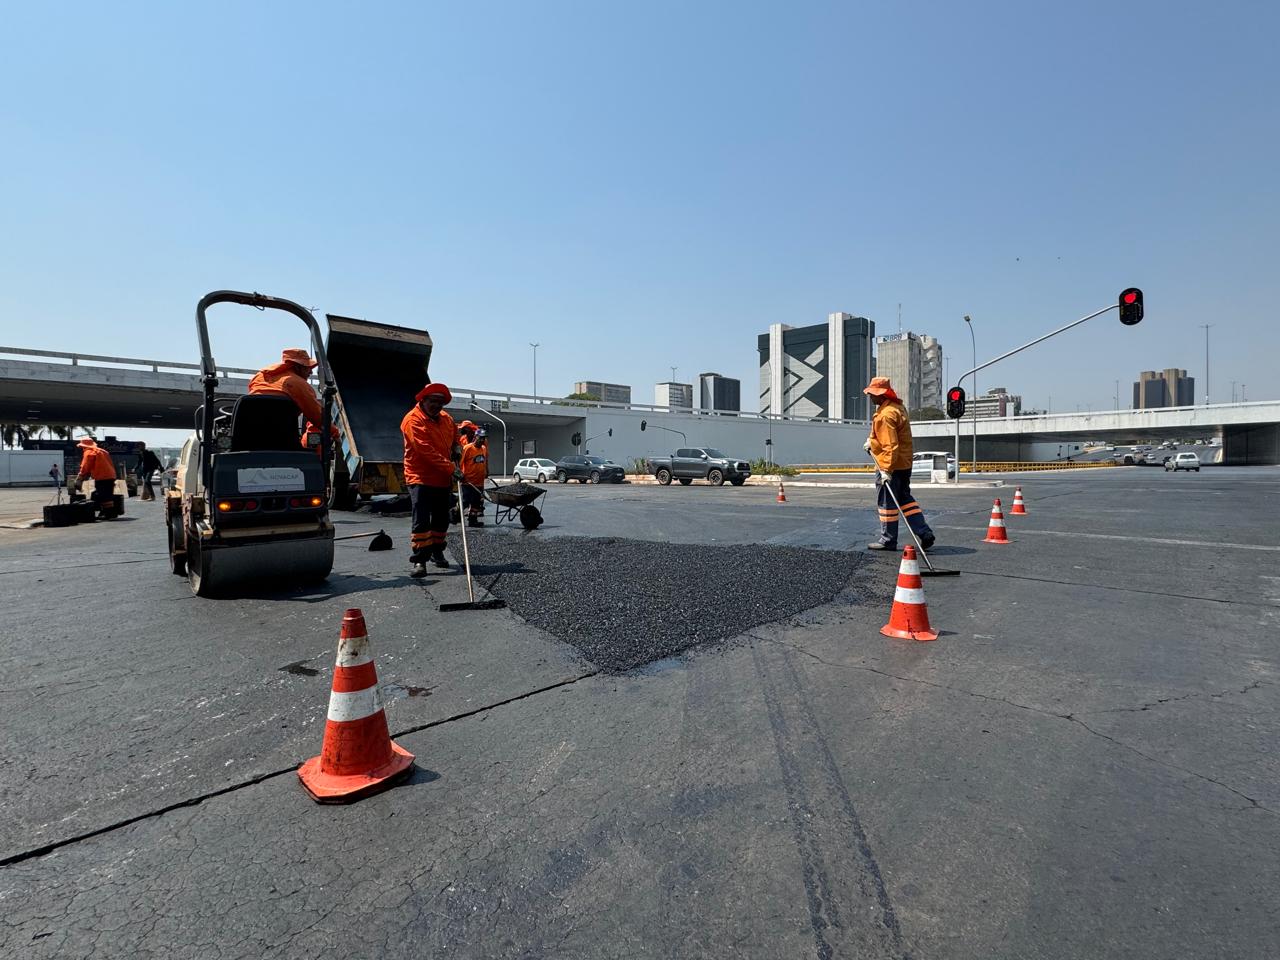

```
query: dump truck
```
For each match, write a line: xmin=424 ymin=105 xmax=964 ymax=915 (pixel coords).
xmin=325 ymin=314 xmax=433 ymax=509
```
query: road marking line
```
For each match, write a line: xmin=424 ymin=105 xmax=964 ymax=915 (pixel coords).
xmin=935 ymin=526 xmax=1280 ymax=552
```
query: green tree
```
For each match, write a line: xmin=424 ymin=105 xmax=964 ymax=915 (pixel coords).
xmin=561 ymin=391 xmax=601 ymax=407
xmin=912 ymin=405 xmax=945 ymax=421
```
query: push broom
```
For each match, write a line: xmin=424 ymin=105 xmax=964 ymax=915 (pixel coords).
xmin=878 ymin=471 xmax=960 ymax=577
xmin=440 ymin=477 xmax=507 ymax=612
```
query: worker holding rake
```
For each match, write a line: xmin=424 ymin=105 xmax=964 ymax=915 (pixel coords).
xmin=402 ymin=382 xmax=461 ymax=577
xmin=864 ymin=376 xmax=936 ymax=553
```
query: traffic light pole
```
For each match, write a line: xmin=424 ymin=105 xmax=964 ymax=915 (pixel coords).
xmin=949 ymin=302 xmax=1119 ymax=483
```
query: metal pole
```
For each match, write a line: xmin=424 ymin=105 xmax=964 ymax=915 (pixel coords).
xmin=530 ymin=343 xmax=540 ymax=402
xmin=1200 ymin=324 xmax=1212 ymax=405
xmin=964 ymin=315 xmax=977 ymax=473
xmin=472 ymin=402 xmax=507 ymax=477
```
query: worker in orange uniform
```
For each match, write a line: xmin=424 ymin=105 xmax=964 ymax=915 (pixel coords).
xmin=248 ymin=348 xmax=337 ymax=451
xmin=402 ymin=382 xmax=461 ymax=577
xmin=76 ymin=437 xmax=118 ymax=518
xmin=457 ymin=420 xmax=477 ymax=445
xmin=863 ymin=376 xmax=935 ymax=552
xmin=459 ymin=428 xmax=489 ymax=527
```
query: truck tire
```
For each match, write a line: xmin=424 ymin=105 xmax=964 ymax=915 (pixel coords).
xmin=729 ymin=478 xmax=745 ymax=486
xmin=657 ymin=468 xmax=672 ymax=485
xmin=678 ymin=478 xmax=692 ymax=485
xmin=708 ymin=469 xmax=724 ymax=486
xmin=557 ymin=470 xmax=568 ymax=483
xmin=589 ymin=471 xmax=601 ymax=484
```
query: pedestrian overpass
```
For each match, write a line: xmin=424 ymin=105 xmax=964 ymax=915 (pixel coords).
xmin=2 ymin=345 xmax=1278 ymax=465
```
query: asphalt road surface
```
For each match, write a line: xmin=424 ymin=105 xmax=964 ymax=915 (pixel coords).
xmin=2 ymin=466 xmax=1277 ymax=959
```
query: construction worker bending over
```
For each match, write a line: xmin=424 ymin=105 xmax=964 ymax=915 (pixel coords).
xmin=460 ymin=428 xmax=489 ymax=526
xmin=248 ymin=348 xmax=337 ymax=449
xmin=402 ymin=382 xmax=461 ymax=577
xmin=137 ymin=443 xmax=163 ymax=501
xmin=863 ymin=376 xmax=935 ymax=552
xmin=76 ymin=437 xmax=118 ymax=518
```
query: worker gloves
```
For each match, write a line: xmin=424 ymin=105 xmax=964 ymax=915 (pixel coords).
xmin=863 ymin=438 xmax=872 ymax=452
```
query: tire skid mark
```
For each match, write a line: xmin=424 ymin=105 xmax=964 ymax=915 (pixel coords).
xmin=752 ymin=643 xmax=907 ymax=959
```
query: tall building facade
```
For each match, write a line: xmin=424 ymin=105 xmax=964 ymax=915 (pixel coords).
xmin=574 ymin=380 xmax=632 ymax=405
xmin=875 ymin=331 xmax=944 ymax=412
xmin=698 ymin=372 xmax=741 ymax=413
xmin=919 ymin=334 xmax=944 ymax=410
xmin=655 ymin=382 xmax=693 ymax=410
xmin=969 ymin=387 xmax=1022 ymax=419
xmin=1132 ymin=369 xmax=1194 ymax=409
xmin=757 ymin=313 xmax=876 ymax=420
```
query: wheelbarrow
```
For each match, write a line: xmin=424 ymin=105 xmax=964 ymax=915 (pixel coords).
xmin=479 ymin=478 xmax=547 ymax=530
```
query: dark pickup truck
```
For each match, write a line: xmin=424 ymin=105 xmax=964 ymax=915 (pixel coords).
xmin=648 ymin=447 xmax=751 ymax=486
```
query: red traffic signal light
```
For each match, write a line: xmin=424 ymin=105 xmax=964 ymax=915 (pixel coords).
xmin=948 ymin=388 xmax=963 ymax=401
xmin=946 ymin=386 xmax=966 ymax=419
xmin=1119 ymin=287 xmax=1143 ymax=325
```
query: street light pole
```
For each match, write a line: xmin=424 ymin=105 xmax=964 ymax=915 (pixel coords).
xmin=529 ymin=343 xmax=540 ymax=402
xmin=471 ymin=401 xmax=507 ymax=477
xmin=964 ymin=315 xmax=977 ymax=473
xmin=1199 ymin=324 xmax=1212 ymax=405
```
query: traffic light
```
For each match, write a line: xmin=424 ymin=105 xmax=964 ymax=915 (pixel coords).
xmin=571 ymin=432 xmax=582 ymax=447
xmin=1119 ymin=287 xmax=1144 ymax=325
xmin=946 ymin=386 xmax=966 ymax=419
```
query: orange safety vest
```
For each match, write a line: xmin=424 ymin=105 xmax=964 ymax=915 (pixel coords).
xmin=461 ymin=440 xmax=489 ymax=486
xmin=248 ymin=362 xmax=324 ymax=426
xmin=78 ymin=446 xmax=117 ymax=481
xmin=401 ymin=407 xmax=457 ymax=487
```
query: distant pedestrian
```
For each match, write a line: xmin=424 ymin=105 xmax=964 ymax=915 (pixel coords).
xmin=49 ymin=462 xmax=61 ymax=489
xmin=136 ymin=443 xmax=163 ymax=501
xmin=863 ymin=376 xmax=935 ymax=552
xmin=76 ymin=437 xmax=118 ymax=518
xmin=402 ymin=382 xmax=461 ymax=577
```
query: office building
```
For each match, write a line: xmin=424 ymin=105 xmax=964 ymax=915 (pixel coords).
xmin=969 ymin=387 xmax=1022 ymax=419
xmin=876 ymin=331 xmax=944 ymax=413
xmin=757 ymin=313 xmax=876 ymax=420
xmin=1132 ymin=369 xmax=1194 ymax=409
xmin=655 ymin=381 xmax=693 ymax=410
xmin=698 ymin=372 xmax=741 ymax=413
xmin=919 ymin=334 xmax=944 ymax=410
xmin=574 ymin=380 xmax=632 ymax=405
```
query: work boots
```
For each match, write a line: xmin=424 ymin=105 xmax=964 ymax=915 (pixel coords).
xmin=431 ymin=546 xmax=451 ymax=569
xmin=410 ymin=562 xmax=428 ymax=579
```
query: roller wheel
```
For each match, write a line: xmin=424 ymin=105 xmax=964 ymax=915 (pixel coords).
xmin=167 ymin=515 xmax=187 ymax=576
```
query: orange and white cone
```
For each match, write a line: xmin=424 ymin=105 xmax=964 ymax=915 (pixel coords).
xmin=298 ymin=607 xmax=415 ymax=803
xmin=776 ymin=481 xmax=787 ymax=503
xmin=1010 ymin=487 xmax=1028 ymax=515
xmin=880 ymin=545 xmax=938 ymax=641
xmin=982 ymin=499 xmax=1011 ymax=543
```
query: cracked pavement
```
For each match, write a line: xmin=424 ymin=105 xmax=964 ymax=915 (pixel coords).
xmin=1 ymin=468 xmax=1278 ymax=958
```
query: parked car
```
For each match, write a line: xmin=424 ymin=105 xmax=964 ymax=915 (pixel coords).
xmin=513 ymin=458 xmax=558 ymax=482
xmin=554 ymin=455 xmax=626 ymax=484
xmin=1165 ymin=452 xmax=1201 ymax=472
xmin=911 ymin=451 xmax=956 ymax=480
xmin=648 ymin=448 xmax=752 ymax=486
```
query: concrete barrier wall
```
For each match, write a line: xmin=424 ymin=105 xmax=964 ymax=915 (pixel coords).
xmin=0 ymin=450 xmax=63 ymax=486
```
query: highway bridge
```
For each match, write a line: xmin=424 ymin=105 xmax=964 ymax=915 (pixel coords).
xmin=3 ymin=346 xmax=1278 ymax=464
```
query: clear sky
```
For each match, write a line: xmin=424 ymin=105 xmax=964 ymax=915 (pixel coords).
xmin=2 ymin=1 xmax=1277 ymax=446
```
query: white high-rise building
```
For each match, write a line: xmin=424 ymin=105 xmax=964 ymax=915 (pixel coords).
xmin=655 ymin=382 xmax=693 ymax=410
xmin=875 ymin=331 xmax=944 ymax=413
xmin=757 ymin=313 xmax=876 ymax=421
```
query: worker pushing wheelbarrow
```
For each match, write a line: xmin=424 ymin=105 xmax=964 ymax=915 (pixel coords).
xmin=453 ymin=426 xmax=546 ymax=531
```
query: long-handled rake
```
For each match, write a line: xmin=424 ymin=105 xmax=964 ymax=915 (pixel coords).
xmin=440 ymin=477 xmax=507 ymax=612
xmin=878 ymin=472 xmax=960 ymax=577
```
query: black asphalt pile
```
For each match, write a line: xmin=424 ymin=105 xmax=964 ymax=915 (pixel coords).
xmin=461 ymin=532 xmax=869 ymax=672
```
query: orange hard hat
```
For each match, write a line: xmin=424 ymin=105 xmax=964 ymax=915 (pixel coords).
xmin=78 ymin=437 xmax=97 ymax=448
xmin=863 ymin=376 xmax=893 ymax=396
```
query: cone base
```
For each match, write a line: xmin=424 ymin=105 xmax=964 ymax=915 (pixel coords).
xmin=982 ymin=535 xmax=1011 ymax=543
xmin=881 ymin=623 xmax=938 ymax=642
xmin=298 ymin=741 xmax=416 ymax=804
xmin=1010 ymin=507 xmax=1027 ymax=515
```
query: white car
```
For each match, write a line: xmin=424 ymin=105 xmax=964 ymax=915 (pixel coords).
xmin=1165 ymin=452 xmax=1200 ymax=472
xmin=513 ymin=458 xmax=558 ymax=482
xmin=912 ymin=451 xmax=956 ymax=480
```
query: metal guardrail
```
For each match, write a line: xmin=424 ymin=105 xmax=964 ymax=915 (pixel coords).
xmin=793 ymin=460 xmax=1124 ymax=473
xmin=0 ymin=345 xmax=257 ymax=379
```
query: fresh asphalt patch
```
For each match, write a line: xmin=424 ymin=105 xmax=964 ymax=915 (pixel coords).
xmin=461 ymin=530 xmax=872 ymax=672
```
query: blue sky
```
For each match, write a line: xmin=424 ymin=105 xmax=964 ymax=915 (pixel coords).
xmin=2 ymin=1 xmax=1276 ymax=444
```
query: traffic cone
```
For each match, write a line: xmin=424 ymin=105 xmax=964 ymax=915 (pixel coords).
xmin=880 ymin=546 xmax=938 ymax=641
xmin=298 ymin=608 xmax=415 ymax=803
xmin=776 ymin=481 xmax=787 ymax=503
xmin=982 ymin=499 xmax=1011 ymax=543
xmin=1010 ymin=487 xmax=1028 ymax=515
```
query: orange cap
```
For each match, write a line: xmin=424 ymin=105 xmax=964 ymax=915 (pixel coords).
xmin=415 ymin=382 xmax=452 ymax=404
xmin=78 ymin=437 xmax=97 ymax=448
